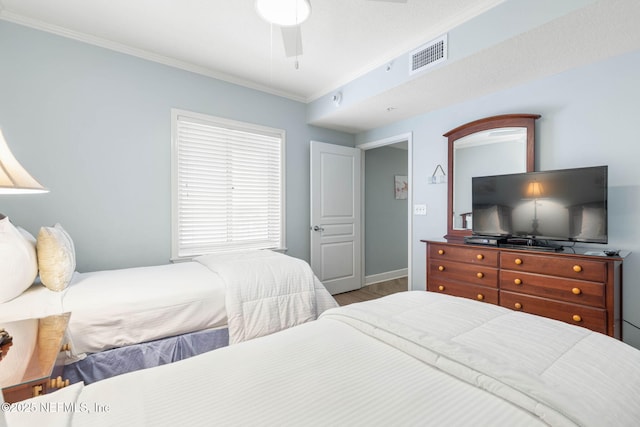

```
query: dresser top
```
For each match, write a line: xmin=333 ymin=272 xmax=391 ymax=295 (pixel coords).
xmin=421 ymin=239 xmax=628 ymax=260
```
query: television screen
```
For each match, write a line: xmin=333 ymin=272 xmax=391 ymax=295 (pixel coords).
xmin=472 ymin=166 xmax=608 ymax=243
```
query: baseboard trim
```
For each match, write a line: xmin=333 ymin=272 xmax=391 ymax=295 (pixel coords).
xmin=365 ymin=268 xmax=408 ymax=286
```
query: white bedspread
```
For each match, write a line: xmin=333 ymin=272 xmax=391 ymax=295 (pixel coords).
xmin=322 ymin=292 xmax=640 ymax=426
xmin=0 ymin=251 xmax=336 ymax=358
xmin=196 ymin=250 xmax=337 ymax=344
xmin=61 ymin=262 xmax=228 ymax=357
xmin=8 ymin=291 xmax=637 ymax=427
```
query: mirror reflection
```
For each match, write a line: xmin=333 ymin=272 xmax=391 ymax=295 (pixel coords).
xmin=453 ymin=127 xmax=527 ymax=230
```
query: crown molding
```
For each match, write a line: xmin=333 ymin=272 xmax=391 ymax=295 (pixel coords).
xmin=0 ymin=11 xmax=307 ymax=103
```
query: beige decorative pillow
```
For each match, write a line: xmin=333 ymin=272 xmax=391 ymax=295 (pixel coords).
xmin=37 ymin=223 xmax=76 ymax=291
xmin=0 ymin=216 xmax=38 ymax=303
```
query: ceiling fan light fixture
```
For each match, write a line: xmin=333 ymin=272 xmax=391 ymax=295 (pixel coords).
xmin=255 ymin=0 xmax=311 ymax=27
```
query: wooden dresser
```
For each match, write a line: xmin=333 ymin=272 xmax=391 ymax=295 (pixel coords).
xmin=423 ymin=241 xmax=623 ymax=339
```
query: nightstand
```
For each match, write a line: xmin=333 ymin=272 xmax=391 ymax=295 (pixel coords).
xmin=0 ymin=313 xmax=71 ymax=403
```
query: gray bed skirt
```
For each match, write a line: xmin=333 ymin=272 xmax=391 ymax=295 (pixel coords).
xmin=64 ymin=327 xmax=229 ymax=385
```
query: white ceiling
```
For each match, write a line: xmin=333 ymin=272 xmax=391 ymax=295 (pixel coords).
xmin=2 ymin=0 xmax=640 ymax=134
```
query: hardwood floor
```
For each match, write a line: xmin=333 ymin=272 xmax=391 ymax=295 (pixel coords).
xmin=333 ymin=277 xmax=408 ymax=306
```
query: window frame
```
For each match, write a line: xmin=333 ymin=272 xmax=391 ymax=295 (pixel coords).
xmin=170 ymin=108 xmax=286 ymax=260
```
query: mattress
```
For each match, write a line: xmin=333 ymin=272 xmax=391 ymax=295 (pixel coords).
xmin=61 ymin=262 xmax=227 ymax=356
xmin=7 ymin=291 xmax=638 ymax=426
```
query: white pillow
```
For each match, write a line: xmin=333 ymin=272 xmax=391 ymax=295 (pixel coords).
xmin=17 ymin=226 xmax=37 ymax=246
xmin=0 ymin=216 xmax=38 ymax=303
xmin=37 ymin=223 xmax=76 ymax=291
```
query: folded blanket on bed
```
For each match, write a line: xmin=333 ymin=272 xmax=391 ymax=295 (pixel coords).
xmin=196 ymin=250 xmax=330 ymax=344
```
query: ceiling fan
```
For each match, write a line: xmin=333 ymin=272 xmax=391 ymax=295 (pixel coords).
xmin=255 ymin=0 xmax=408 ymax=60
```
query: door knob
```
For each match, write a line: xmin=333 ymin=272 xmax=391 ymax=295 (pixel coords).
xmin=312 ymin=225 xmax=325 ymax=232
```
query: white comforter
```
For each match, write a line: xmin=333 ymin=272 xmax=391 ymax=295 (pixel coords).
xmin=61 ymin=262 xmax=228 ymax=357
xmin=196 ymin=250 xmax=336 ymax=344
xmin=6 ymin=292 xmax=638 ymax=427
xmin=324 ymin=292 xmax=640 ymax=426
xmin=0 ymin=251 xmax=337 ymax=357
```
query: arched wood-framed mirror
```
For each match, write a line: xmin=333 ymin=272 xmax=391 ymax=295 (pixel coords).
xmin=444 ymin=114 xmax=540 ymax=241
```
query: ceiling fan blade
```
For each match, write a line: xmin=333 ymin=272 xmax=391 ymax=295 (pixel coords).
xmin=281 ymin=26 xmax=303 ymax=57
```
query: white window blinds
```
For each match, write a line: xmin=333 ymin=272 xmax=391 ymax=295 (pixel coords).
xmin=171 ymin=110 xmax=285 ymax=259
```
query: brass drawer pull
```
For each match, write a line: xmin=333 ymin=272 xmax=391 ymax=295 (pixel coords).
xmin=438 ymin=249 xmax=445 ymax=255
xmin=476 ymin=254 xmax=484 ymax=260
xmin=514 ymin=278 xmax=522 ymax=285
xmin=438 ymin=285 xmax=445 ymax=291
xmin=573 ymin=265 xmax=583 ymax=273
xmin=50 ymin=376 xmax=70 ymax=389
xmin=476 ymin=272 xmax=484 ymax=279
xmin=32 ymin=384 xmax=44 ymax=397
xmin=515 ymin=258 xmax=523 ymax=265
xmin=438 ymin=265 xmax=445 ymax=271
xmin=572 ymin=287 xmax=582 ymax=295
xmin=477 ymin=294 xmax=484 ymax=301
xmin=514 ymin=302 xmax=522 ymax=310
xmin=572 ymin=314 xmax=582 ymax=322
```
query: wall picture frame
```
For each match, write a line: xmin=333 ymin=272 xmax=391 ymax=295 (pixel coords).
xmin=394 ymin=175 xmax=408 ymax=200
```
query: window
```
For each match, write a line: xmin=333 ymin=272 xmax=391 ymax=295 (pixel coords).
xmin=171 ymin=109 xmax=285 ymax=259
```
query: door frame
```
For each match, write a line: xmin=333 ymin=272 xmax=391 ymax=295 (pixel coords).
xmin=357 ymin=132 xmax=413 ymax=291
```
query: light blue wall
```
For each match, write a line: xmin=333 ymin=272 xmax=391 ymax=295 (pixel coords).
xmin=364 ymin=146 xmax=408 ymax=277
xmin=0 ymin=21 xmax=354 ymax=271
xmin=356 ymin=49 xmax=640 ymax=349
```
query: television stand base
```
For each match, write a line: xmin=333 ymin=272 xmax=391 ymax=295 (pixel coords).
xmin=500 ymin=238 xmax=563 ymax=252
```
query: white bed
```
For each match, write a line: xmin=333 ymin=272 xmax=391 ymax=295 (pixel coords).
xmin=4 ymin=291 xmax=639 ymax=427
xmin=58 ymin=262 xmax=228 ymax=356
xmin=0 ymin=249 xmax=337 ymax=378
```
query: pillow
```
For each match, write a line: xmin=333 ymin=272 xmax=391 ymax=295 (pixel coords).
xmin=0 ymin=216 xmax=38 ymax=303
xmin=17 ymin=226 xmax=37 ymax=246
xmin=37 ymin=223 xmax=76 ymax=291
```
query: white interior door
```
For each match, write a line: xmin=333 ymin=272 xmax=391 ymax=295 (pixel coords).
xmin=310 ymin=141 xmax=362 ymax=295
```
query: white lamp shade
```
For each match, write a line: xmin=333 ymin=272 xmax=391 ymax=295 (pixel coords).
xmin=256 ymin=0 xmax=311 ymax=26
xmin=0 ymin=129 xmax=48 ymax=194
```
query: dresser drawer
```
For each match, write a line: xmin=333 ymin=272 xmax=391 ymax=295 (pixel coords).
xmin=428 ymin=281 xmax=498 ymax=304
xmin=500 ymin=252 xmax=607 ymax=282
xmin=429 ymin=243 xmax=498 ymax=267
xmin=429 ymin=260 xmax=498 ymax=288
xmin=500 ymin=271 xmax=605 ymax=308
xmin=423 ymin=239 xmax=621 ymax=339
xmin=500 ymin=291 xmax=606 ymax=334
xmin=2 ymin=380 xmax=49 ymax=403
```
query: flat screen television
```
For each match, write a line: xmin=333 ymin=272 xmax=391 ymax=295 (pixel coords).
xmin=471 ymin=166 xmax=608 ymax=244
